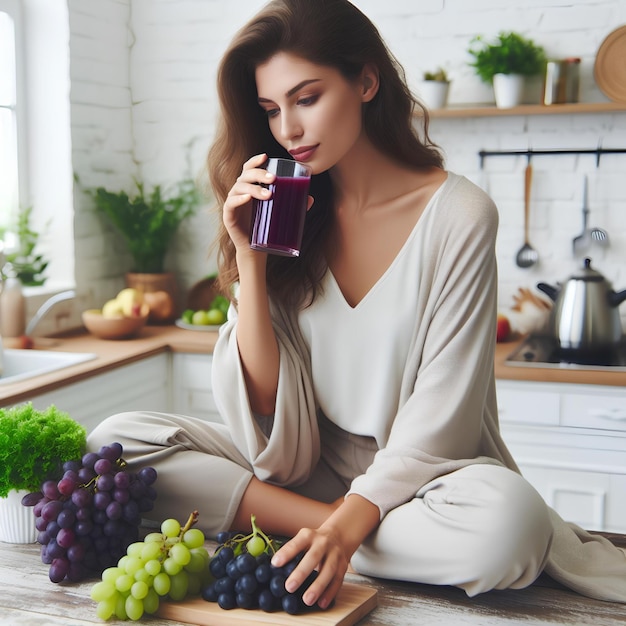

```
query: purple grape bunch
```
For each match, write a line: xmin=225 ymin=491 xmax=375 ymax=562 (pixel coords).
xmin=21 ymin=442 xmax=158 ymax=584
xmin=202 ymin=516 xmax=320 ymax=616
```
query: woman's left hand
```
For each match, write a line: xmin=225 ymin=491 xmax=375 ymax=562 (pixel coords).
xmin=270 ymin=525 xmax=350 ymax=610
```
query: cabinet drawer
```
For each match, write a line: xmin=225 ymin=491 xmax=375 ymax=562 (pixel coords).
xmin=561 ymin=391 xmax=626 ymax=432
xmin=496 ymin=382 xmax=560 ymax=425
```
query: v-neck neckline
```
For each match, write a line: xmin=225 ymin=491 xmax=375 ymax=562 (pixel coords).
xmin=326 ymin=174 xmax=449 ymax=310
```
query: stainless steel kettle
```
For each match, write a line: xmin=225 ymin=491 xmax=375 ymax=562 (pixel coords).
xmin=537 ymin=258 xmax=626 ymax=350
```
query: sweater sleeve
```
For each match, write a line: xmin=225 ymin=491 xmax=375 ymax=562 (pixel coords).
xmin=211 ymin=300 xmax=321 ymax=486
xmin=347 ymin=178 xmax=504 ymax=517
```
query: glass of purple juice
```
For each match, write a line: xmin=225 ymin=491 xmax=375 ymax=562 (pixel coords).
xmin=250 ymin=157 xmax=312 ymax=257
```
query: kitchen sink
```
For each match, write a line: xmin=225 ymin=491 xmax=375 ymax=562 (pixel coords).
xmin=0 ymin=349 xmax=98 ymax=385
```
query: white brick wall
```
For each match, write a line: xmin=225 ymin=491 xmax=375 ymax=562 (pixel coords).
xmin=65 ymin=0 xmax=626 ymax=325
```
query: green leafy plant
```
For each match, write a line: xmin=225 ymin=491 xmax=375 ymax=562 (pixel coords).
xmin=89 ymin=178 xmax=200 ymax=274
xmin=0 ymin=206 xmax=49 ymax=286
xmin=468 ymin=31 xmax=547 ymax=83
xmin=0 ymin=403 xmax=86 ymax=498
xmin=423 ymin=67 xmax=449 ymax=83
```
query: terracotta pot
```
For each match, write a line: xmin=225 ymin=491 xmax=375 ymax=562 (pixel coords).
xmin=125 ymin=272 xmax=179 ymax=323
xmin=0 ymin=489 xmax=37 ymax=544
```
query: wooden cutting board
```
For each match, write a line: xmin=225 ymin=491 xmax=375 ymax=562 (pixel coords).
xmin=156 ymin=582 xmax=377 ymax=626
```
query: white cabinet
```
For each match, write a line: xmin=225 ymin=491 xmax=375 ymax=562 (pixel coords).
xmin=497 ymin=379 xmax=626 ymax=532
xmin=19 ymin=354 xmax=171 ymax=434
xmin=171 ymin=353 xmax=222 ymax=423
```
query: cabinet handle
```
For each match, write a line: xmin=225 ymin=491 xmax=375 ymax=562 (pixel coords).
xmin=589 ymin=408 xmax=626 ymax=421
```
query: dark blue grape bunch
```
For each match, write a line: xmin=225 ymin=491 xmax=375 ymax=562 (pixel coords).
xmin=21 ymin=442 xmax=158 ymax=584
xmin=201 ymin=515 xmax=319 ymax=615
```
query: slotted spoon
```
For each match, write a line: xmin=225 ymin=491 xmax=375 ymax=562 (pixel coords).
xmin=572 ymin=175 xmax=609 ymax=256
xmin=515 ymin=163 xmax=539 ymax=268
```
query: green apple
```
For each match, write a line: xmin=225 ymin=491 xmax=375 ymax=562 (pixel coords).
xmin=206 ymin=309 xmax=226 ymax=325
xmin=191 ymin=310 xmax=211 ymax=325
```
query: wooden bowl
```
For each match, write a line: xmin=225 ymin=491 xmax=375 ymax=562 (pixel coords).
xmin=82 ymin=307 xmax=149 ymax=340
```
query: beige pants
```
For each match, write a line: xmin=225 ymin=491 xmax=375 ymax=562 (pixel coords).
xmin=88 ymin=411 xmax=552 ymax=597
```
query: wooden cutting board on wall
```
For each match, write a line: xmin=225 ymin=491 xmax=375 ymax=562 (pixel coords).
xmin=156 ymin=582 xmax=378 ymax=626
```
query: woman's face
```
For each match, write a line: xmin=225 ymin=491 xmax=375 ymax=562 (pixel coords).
xmin=255 ymin=52 xmax=370 ymax=174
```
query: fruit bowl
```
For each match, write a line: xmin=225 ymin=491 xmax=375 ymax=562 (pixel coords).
xmin=82 ymin=307 xmax=149 ymax=340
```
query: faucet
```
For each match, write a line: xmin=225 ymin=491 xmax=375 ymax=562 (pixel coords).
xmin=25 ymin=290 xmax=76 ymax=337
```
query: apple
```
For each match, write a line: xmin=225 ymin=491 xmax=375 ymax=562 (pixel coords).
xmin=116 ymin=288 xmax=144 ymax=317
xmin=496 ymin=314 xmax=511 ymax=342
xmin=102 ymin=299 xmax=125 ymax=319
xmin=3 ymin=335 xmax=34 ymax=349
xmin=191 ymin=310 xmax=211 ymax=325
xmin=206 ymin=308 xmax=226 ymax=325
xmin=143 ymin=290 xmax=174 ymax=322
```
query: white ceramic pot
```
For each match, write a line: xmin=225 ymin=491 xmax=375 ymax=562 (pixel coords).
xmin=493 ymin=73 xmax=525 ymax=108
xmin=0 ymin=489 xmax=37 ymax=543
xmin=418 ymin=80 xmax=450 ymax=110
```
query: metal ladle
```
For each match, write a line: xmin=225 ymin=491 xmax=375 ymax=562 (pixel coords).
xmin=515 ymin=162 xmax=539 ymax=268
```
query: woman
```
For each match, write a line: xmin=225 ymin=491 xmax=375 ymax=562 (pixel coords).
xmin=89 ymin=0 xmax=626 ymax=609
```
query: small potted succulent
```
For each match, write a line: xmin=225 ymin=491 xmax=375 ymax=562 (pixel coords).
xmin=468 ymin=31 xmax=547 ymax=107
xmin=419 ymin=67 xmax=451 ymax=110
xmin=0 ymin=403 xmax=86 ymax=543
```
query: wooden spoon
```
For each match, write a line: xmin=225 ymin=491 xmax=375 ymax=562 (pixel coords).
xmin=515 ymin=163 xmax=539 ymax=268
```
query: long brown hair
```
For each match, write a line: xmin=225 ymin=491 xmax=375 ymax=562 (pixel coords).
xmin=207 ymin=0 xmax=443 ymax=309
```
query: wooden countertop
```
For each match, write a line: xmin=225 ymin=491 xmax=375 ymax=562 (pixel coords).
xmin=0 ymin=325 xmax=219 ymax=406
xmin=4 ymin=534 xmax=626 ymax=625
xmin=2 ymin=329 xmax=624 ymax=408
xmin=495 ymin=339 xmax=626 ymax=387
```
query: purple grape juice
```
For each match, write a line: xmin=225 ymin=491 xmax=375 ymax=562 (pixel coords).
xmin=250 ymin=171 xmax=310 ymax=257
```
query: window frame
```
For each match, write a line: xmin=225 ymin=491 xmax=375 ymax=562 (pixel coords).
xmin=0 ymin=0 xmax=28 ymax=229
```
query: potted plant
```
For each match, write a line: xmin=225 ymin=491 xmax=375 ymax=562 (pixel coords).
xmin=87 ymin=178 xmax=201 ymax=320
xmin=0 ymin=403 xmax=86 ymax=543
xmin=419 ymin=67 xmax=450 ymax=110
xmin=0 ymin=206 xmax=49 ymax=286
xmin=468 ymin=31 xmax=547 ymax=107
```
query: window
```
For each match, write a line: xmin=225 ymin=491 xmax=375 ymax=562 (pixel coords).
xmin=0 ymin=0 xmax=24 ymax=232
xmin=1 ymin=1 xmax=74 ymax=288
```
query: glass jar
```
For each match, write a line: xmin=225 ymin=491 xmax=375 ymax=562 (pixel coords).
xmin=543 ymin=58 xmax=581 ymax=105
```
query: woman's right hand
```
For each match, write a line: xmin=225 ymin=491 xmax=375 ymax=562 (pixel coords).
xmin=223 ymin=153 xmax=275 ymax=254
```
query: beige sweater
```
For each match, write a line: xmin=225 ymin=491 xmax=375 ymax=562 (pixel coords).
xmin=212 ymin=172 xmax=626 ymax=602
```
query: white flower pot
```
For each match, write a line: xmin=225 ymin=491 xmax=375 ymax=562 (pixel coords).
xmin=0 ymin=489 xmax=37 ymax=544
xmin=493 ymin=73 xmax=525 ymax=108
xmin=418 ymin=81 xmax=450 ymax=110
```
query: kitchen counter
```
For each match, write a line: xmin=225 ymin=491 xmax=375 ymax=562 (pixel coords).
xmin=2 ymin=329 xmax=625 ymax=408
xmin=0 ymin=325 xmax=219 ymax=406
xmin=495 ymin=339 xmax=626 ymax=387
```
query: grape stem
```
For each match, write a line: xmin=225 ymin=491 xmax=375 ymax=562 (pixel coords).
xmin=180 ymin=510 xmax=200 ymax=536
xmin=216 ymin=514 xmax=281 ymax=558
xmin=250 ymin=514 xmax=277 ymax=553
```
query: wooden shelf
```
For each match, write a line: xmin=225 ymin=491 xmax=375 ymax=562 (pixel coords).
xmin=426 ymin=101 xmax=626 ymax=118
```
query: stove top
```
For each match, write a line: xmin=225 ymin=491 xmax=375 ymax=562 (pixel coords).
xmin=505 ymin=334 xmax=626 ymax=372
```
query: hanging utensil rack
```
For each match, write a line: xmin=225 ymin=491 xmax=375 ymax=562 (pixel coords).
xmin=478 ymin=146 xmax=626 ymax=168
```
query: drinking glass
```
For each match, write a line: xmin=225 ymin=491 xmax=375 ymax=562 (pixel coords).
xmin=249 ymin=158 xmax=311 ymax=257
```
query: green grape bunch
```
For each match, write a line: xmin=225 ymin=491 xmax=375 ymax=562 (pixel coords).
xmin=91 ymin=511 xmax=211 ymax=621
